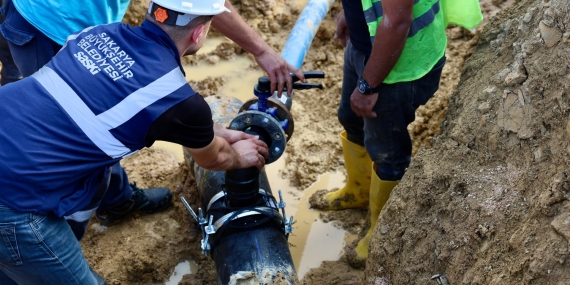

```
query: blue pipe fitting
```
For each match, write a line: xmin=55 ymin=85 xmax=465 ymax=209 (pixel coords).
xmin=281 ymin=0 xmax=335 ymax=69
xmin=253 ymin=90 xmax=271 ymax=112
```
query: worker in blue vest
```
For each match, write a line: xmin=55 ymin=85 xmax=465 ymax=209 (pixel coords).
xmin=0 ymin=0 xmax=274 ymax=283
xmin=310 ymin=0 xmax=447 ymax=268
xmin=0 ymin=0 xmax=303 ymax=240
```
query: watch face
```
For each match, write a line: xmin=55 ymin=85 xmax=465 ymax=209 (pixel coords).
xmin=358 ymin=81 xmax=367 ymax=94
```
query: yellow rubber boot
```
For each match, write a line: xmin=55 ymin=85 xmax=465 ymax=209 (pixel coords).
xmin=353 ymin=166 xmax=398 ymax=261
xmin=309 ymin=131 xmax=372 ymax=210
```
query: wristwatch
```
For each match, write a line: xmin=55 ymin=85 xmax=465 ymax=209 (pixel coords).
xmin=357 ymin=77 xmax=380 ymax=95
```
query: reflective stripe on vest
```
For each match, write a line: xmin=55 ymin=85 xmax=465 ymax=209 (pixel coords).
xmin=361 ymin=0 xmax=447 ymax=83
xmin=31 ymin=65 xmax=187 ymax=159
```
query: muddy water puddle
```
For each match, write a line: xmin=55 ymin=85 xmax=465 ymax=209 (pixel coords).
xmin=266 ymin=157 xmax=356 ymax=279
xmin=153 ymin=34 xmax=351 ymax=282
xmin=163 ymin=260 xmax=199 ymax=285
xmin=185 ymin=37 xmax=264 ymax=103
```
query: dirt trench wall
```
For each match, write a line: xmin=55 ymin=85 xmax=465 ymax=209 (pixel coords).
xmin=365 ymin=0 xmax=570 ymax=284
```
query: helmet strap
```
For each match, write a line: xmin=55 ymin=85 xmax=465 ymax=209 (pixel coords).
xmin=148 ymin=1 xmax=198 ymax=26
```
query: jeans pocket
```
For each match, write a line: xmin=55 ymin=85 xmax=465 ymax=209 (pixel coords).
xmin=29 ymin=213 xmax=48 ymax=243
xmin=0 ymin=22 xmax=33 ymax=46
xmin=0 ymin=223 xmax=22 ymax=265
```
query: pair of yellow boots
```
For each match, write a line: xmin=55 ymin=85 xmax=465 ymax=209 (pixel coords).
xmin=309 ymin=131 xmax=398 ymax=263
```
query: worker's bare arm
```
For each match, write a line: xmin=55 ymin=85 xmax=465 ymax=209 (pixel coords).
xmin=211 ymin=0 xmax=304 ymax=96
xmin=361 ymin=0 xmax=414 ymax=87
xmin=185 ymin=135 xmax=268 ymax=170
xmin=334 ymin=10 xmax=350 ymax=47
xmin=350 ymin=0 xmax=414 ymax=118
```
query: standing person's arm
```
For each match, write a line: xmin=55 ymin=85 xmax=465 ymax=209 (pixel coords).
xmin=334 ymin=10 xmax=350 ymax=47
xmin=211 ymin=0 xmax=305 ymax=96
xmin=350 ymin=0 xmax=414 ymax=118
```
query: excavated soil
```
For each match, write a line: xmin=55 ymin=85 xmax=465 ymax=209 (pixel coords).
xmin=71 ymin=0 xmax=570 ymax=284
xmin=365 ymin=0 xmax=570 ymax=284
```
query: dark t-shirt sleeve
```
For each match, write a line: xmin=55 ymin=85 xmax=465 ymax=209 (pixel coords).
xmin=342 ymin=0 xmax=372 ymax=55
xmin=145 ymin=93 xmax=214 ymax=148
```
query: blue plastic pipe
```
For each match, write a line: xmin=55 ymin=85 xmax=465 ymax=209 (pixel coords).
xmin=281 ymin=0 xmax=335 ymax=69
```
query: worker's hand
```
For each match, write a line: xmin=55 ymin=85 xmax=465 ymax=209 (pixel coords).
xmin=231 ymin=138 xmax=269 ymax=170
xmin=254 ymin=47 xmax=305 ymax=97
xmin=218 ymin=128 xmax=259 ymax=144
xmin=335 ymin=10 xmax=350 ymax=47
xmin=350 ymin=87 xmax=378 ymax=118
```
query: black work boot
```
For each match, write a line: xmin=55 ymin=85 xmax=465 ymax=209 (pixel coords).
xmin=95 ymin=183 xmax=173 ymax=224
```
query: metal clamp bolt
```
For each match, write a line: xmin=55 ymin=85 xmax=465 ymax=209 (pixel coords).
xmin=201 ymin=215 xmax=217 ymax=256
xmin=181 ymin=197 xmax=207 ymax=225
xmin=285 ymin=216 xmax=293 ymax=234
xmin=197 ymin=208 xmax=207 ymax=225
xmin=205 ymin=215 xmax=217 ymax=235
xmin=277 ymin=190 xmax=293 ymax=234
xmin=180 ymin=197 xmax=213 ymax=255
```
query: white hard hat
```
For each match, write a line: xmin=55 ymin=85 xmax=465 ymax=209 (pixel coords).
xmin=148 ymin=0 xmax=230 ymax=26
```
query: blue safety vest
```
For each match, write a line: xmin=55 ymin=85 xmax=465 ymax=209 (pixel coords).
xmin=0 ymin=21 xmax=195 ymax=216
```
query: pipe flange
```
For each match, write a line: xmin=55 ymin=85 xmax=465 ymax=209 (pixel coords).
xmin=228 ymin=111 xmax=286 ymax=164
xmin=239 ymin=97 xmax=294 ymax=141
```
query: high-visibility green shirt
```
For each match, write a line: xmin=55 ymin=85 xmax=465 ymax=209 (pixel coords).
xmin=441 ymin=0 xmax=483 ymax=29
xmin=362 ymin=0 xmax=482 ymax=83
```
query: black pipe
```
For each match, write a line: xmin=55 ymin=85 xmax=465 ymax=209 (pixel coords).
xmin=213 ymin=218 xmax=296 ymax=284
xmin=225 ymin=167 xmax=259 ymax=207
xmin=184 ymin=95 xmax=298 ymax=284
xmin=193 ymin=166 xmax=298 ymax=284
xmin=225 ymin=125 xmax=272 ymax=208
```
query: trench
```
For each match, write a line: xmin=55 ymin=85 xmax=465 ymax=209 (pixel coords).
xmin=152 ymin=36 xmax=354 ymax=282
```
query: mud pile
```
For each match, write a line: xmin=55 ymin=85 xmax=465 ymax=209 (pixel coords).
xmin=365 ymin=0 xmax=570 ymax=284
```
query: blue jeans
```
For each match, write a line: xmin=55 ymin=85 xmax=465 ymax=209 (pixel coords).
xmin=0 ymin=203 xmax=99 ymax=285
xmin=338 ymin=41 xmax=445 ymax=181
xmin=0 ymin=164 xmax=121 ymax=284
xmin=0 ymin=0 xmax=61 ymax=77
xmin=0 ymin=0 xmax=21 ymax=85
